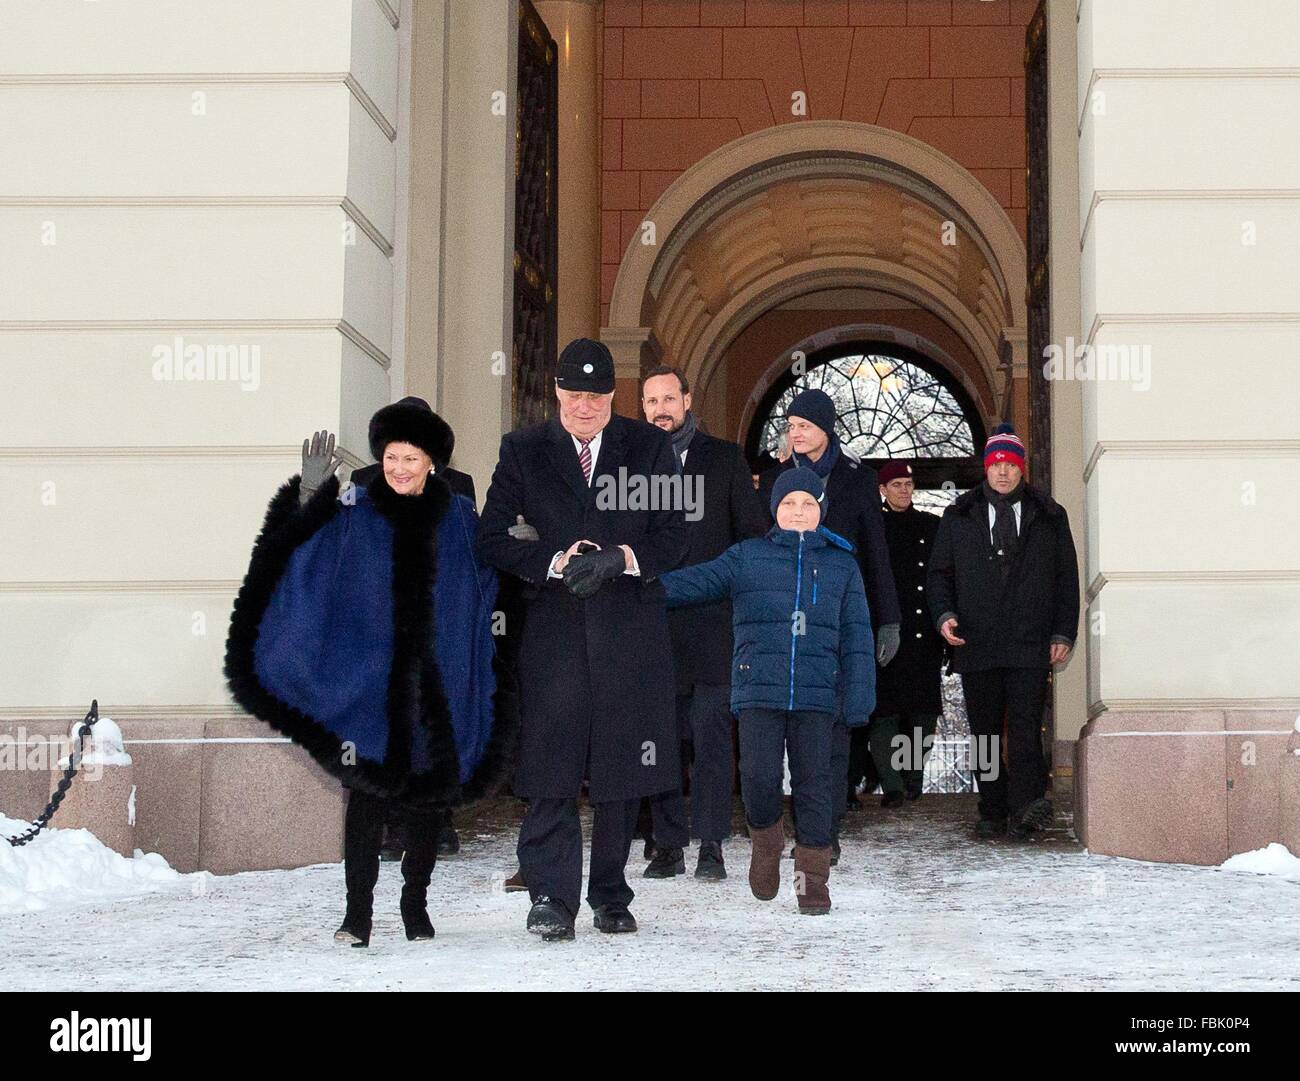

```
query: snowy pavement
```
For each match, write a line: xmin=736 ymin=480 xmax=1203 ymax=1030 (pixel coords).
xmin=4 ymin=796 xmax=1297 ymax=991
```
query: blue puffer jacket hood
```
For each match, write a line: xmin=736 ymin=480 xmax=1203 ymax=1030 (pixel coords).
xmin=661 ymin=525 xmax=875 ymax=725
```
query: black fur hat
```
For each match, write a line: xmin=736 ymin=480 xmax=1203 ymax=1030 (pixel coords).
xmin=368 ymin=396 xmax=454 ymax=466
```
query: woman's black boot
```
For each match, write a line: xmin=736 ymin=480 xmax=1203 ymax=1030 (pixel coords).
xmin=399 ymin=810 xmax=440 ymax=941
xmin=336 ymin=790 xmax=385 ymax=947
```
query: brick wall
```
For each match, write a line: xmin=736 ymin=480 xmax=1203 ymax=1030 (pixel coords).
xmin=599 ymin=0 xmax=1037 ymax=324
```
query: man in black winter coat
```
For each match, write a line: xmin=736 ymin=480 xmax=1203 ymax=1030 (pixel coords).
xmin=926 ymin=424 xmax=1080 ymax=839
xmin=859 ymin=460 xmax=945 ymax=804
xmin=477 ymin=339 xmax=687 ymax=941
xmin=639 ymin=366 xmax=768 ymax=881
xmin=757 ymin=388 xmax=901 ymax=856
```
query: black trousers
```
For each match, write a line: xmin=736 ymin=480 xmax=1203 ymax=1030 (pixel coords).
xmin=648 ymin=683 xmax=735 ymax=846
xmin=959 ymin=666 xmax=1050 ymax=821
xmin=517 ymin=797 xmax=639 ymax=918
xmin=866 ymin=711 xmax=940 ymax=795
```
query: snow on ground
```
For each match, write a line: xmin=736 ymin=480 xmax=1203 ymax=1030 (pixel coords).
xmin=1221 ymin=842 xmax=1300 ymax=882
xmin=0 ymin=814 xmax=193 ymax=914
xmin=3 ymin=797 xmax=1297 ymax=991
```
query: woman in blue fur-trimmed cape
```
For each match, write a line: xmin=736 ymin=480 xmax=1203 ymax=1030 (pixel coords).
xmin=224 ymin=403 xmax=514 ymax=948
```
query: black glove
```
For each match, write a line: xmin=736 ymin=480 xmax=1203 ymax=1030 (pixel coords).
xmin=562 ymin=546 xmax=626 ymax=598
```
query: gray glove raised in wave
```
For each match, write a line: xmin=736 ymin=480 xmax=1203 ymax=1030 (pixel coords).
xmin=876 ymin=622 xmax=900 ymax=666
xmin=299 ymin=430 xmax=342 ymax=507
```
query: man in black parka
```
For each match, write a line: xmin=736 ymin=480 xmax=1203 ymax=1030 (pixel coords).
xmin=926 ymin=424 xmax=1080 ymax=838
xmin=757 ymin=389 xmax=900 ymax=855
xmin=477 ymin=339 xmax=687 ymax=940
xmin=866 ymin=460 xmax=945 ymax=803
xmin=639 ymin=366 xmax=768 ymax=881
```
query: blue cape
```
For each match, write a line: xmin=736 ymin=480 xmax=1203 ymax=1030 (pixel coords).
xmin=225 ymin=473 xmax=509 ymax=804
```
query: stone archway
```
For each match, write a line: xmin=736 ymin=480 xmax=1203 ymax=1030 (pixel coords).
xmin=601 ymin=120 xmax=1028 ymax=436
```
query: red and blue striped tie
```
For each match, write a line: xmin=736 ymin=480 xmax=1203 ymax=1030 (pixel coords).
xmin=577 ymin=438 xmax=592 ymax=485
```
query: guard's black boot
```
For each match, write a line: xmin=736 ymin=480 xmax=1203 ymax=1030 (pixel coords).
xmin=975 ymin=816 xmax=1008 ymax=839
xmin=694 ymin=841 xmax=726 ymax=880
xmin=593 ymin=903 xmax=638 ymax=933
xmin=527 ymin=896 xmax=575 ymax=941
xmin=336 ymin=790 xmax=385 ymax=948
xmin=379 ymin=822 xmax=404 ymax=862
xmin=436 ymin=819 xmax=460 ymax=857
xmin=881 ymin=791 xmax=905 ymax=808
xmin=1015 ymin=797 xmax=1054 ymax=833
xmin=644 ymin=845 xmax=685 ymax=878
xmin=904 ymin=779 xmax=923 ymax=801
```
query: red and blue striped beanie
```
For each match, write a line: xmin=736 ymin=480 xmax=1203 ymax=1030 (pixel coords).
xmin=983 ymin=423 xmax=1026 ymax=472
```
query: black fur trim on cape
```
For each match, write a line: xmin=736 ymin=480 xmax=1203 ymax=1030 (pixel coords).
xmin=224 ymin=471 xmax=514 ymax=807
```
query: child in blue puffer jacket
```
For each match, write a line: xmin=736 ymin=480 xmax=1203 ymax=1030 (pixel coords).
xmin=661 ymin=467 xmax=874 ymax=914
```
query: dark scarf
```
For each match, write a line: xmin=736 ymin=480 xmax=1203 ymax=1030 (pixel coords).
xmin=794 ymin=432 xmax=840 ymax=479
xmin=671 ymin=410 xmax=698 ymax=461
xmin=982 ymin=478 xmax=1025 ymax=580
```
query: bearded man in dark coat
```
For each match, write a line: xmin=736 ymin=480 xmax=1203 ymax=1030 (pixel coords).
xmin=638 ymin=365 xmax=768 ymax=881
xmin=477 ymin=338 xmax=686 ymax=940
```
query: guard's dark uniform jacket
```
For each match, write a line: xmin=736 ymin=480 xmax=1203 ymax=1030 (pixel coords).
xmin=874 ymin=504 xmax=944 ymax=716
xmin=476 ymin=413 xmax=687 ymax=802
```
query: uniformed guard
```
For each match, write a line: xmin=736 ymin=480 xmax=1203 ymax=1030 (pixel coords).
xmin=867 ymin=460 xmax=945 ymax=802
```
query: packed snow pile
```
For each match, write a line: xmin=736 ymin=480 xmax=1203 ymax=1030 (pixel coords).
xmin=0 ymin=813 xmax=188 ymax=914
xmin=1220 ymin=842 xmax=1300 ymax=882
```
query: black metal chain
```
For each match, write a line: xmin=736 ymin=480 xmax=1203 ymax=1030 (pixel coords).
xmin=4 ymin=700 xmax=100 ymax=847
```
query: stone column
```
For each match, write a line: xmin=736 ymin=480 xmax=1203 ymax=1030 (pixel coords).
xmin=602 ymin=325 xmax=656 ymax=417
xmin=1045 ymin=0 xmax=1089 ymax=806
xmin=536 ymin=0 xmax=602 ymax=348
xmin=1072 ymin=0 xmax=1300 ymax=864
xmin=437 ymin=0 xmax=518 ymax=486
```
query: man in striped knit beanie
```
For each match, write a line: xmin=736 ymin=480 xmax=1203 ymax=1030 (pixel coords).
xmin=925 ymin=423 xmax=1081 ymax=840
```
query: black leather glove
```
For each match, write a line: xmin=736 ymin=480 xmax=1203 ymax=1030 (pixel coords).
xmin=563 ymin=546 xmax=626 ymax=598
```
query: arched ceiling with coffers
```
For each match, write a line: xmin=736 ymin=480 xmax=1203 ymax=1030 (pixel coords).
xmin=605 ymin=121 xmax=1027 ymax=410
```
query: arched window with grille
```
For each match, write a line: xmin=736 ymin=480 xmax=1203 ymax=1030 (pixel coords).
xmin=748 ymin=341 xmax=986 ymax=513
